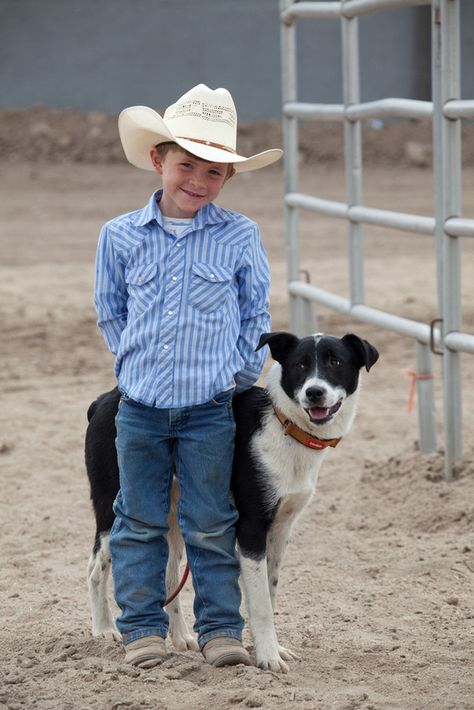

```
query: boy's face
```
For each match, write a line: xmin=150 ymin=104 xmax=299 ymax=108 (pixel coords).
xmin=150 ymin=147 xmax=234 ymax=219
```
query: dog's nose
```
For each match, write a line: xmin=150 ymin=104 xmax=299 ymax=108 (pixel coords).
xmin=305 ymin=386 xmax=326 ymax=402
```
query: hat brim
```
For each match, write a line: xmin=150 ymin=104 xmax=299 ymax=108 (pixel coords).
xmin=118 ymin=106 xmax=282 ymax=173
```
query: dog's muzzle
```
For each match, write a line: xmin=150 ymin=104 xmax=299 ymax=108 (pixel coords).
xmin=305 ymin=399 xmax=342 ymax=424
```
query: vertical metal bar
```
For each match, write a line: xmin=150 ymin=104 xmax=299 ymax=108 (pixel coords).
xmin=415 ymin=340 xmax=437 ymax=454
xmin=432 ymin=0 xmax=445 ymax=324
xmin=341 ymin=0 xmax=364 ymax=306
xmin=439 ymin=0 xmax=463 ymax=479
xmin=280 ymin=0 xmax=300 ymax=330
xmin=294 ymin=297 xmax=305 ymax=338
xmin=303 ymin=297 xmax=317 ymax=335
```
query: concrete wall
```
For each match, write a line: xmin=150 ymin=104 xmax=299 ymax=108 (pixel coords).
xmin=0 ymin=0 xmax=472 ymax=120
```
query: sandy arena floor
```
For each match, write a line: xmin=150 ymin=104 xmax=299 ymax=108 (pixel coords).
xmin=1 ymin=154 xmax=474 ymax=709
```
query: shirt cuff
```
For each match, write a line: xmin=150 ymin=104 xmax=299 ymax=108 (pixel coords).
xmin=234 ymin=369 xmax=260 ymax=393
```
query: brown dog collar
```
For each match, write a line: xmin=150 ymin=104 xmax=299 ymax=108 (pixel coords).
xmin=272 ymin=406 xmax=342 ymax=450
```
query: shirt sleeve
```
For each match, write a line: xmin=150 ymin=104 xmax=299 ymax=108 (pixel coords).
xmin=234 ymin=224 xmax=272 ymax=392
xmin=94 ymin=224 xmax=128 ymax=355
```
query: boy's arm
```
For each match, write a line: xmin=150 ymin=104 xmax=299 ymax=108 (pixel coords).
xmin=94 ymin=224 xmax=127 ymax=355
xmin=235 ymin=225 xmax=272 ymax=392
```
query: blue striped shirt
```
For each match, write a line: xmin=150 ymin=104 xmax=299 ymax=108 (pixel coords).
xmin=94 ymin=190 xmax=271 ymax=408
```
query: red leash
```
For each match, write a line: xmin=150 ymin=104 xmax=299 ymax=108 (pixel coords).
xmin=164 ymin=562 xmax=190 ymax=606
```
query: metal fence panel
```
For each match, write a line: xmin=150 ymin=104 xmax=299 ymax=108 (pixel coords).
xmin=280 ymin=0 xmax=472 ymax=478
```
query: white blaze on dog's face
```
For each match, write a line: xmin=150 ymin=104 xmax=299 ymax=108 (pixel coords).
xmin=260 ymin=331 xmax=379 ymax=430
xmin=294 ymin=334 xmax=354 ymax=425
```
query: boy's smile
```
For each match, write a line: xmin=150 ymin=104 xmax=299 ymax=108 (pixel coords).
xmin=151 ymin=147 xmax=233 ymax=219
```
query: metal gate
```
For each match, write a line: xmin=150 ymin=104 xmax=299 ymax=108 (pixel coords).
xmin=280 ymin=0 xmax=474 ymax=479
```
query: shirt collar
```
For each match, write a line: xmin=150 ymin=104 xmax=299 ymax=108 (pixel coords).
xmin=131 ymin=190 xmax=236 ymax=229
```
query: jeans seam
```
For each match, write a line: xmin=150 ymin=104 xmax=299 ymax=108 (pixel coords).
xmin=199 ymin=628 xmax=242 ymax=650
xmin=175 ymin=456 xmax=211 ymax=638
xmin=122 ymin=629 xmax=168 ymax=645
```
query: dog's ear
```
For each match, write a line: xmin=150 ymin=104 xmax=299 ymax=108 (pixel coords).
xmin=342 ymin=334 xmax=379 ymax=372
xmin=256 ymin=331 xmax=300 ymax=363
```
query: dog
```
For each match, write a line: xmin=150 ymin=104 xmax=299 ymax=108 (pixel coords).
xmin=85 ymin=331 xmax=378 ymax=672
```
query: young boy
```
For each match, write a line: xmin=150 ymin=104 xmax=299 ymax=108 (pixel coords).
xmin=94 ymin=84 xmax=282 ymax=668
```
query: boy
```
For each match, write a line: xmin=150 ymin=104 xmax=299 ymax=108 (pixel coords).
xmin=94 ymin=84 xmax=282 ymax=668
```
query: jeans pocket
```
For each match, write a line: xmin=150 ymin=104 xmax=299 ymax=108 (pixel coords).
xmin=210 ymin=389 xmax=234 ymax=408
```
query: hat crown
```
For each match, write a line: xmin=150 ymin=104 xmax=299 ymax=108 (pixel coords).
xmin=163 ymin=84 xmax=237 ymax=151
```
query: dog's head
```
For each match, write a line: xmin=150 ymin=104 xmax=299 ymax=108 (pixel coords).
xmin=257 ymin=331 xmax=378 ymax=433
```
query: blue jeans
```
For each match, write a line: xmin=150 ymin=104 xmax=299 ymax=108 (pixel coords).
xmin=109 ymin=389 xmax=243 ymax=648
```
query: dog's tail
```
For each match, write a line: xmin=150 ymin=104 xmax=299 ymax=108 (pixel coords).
xmin=87 ymin=399 xmax=99 ymax=422
xmin=86 ymin=387 xmax=121 ymax=422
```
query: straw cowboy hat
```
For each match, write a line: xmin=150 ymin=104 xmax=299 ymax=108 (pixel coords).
xmin=118 ymin=84 xmax=282 ymax=173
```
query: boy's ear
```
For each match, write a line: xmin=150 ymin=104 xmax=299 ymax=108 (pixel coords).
xmin=150 ymin=148 xmax=164 ymax=174
xmin=224 ymin=166 xmax=236 ymax=183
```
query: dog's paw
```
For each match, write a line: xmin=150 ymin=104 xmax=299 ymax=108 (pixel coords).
xmin=257 ymin=654 xmax=289 ymax=673
xmin=255 ymin=642 xmax=290 ymax=673
xmin=92 ymin=625 xmax=121 ymax=643
xmin=169 ymin=609 xmax=199 ymax=652
xmin=170 ymin=632 xmax=200 ymax=652
xmin=277 ymin=644 xmax=300 ymax=661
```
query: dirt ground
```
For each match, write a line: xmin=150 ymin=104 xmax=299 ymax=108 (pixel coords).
xmin=1 ymin=112 xmax=474 ymax=709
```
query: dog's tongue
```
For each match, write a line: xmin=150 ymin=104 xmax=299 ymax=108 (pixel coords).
xmin=309 ymin=406 xmax=330 ymax=421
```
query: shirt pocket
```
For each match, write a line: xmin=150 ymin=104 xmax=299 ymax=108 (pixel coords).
xmin=188 ymin=262 xmax=233 ymax=314
xmin=125 ymin=262 xmax=158 ymax=311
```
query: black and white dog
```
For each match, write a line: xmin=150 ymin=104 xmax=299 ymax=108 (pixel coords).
xmin=85 ymin=331 xmax=378 ymax=672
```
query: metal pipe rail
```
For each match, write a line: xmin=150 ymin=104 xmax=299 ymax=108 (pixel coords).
xmin=284 ymin=102 xmax=344 ymax=120
xmin=445 ymin=332 xmax=474 ymax=355
xmin=286 ymin=193 xmax=346 ymax=218
xmin=284 ymin=98 xmax=433 ymax=121
xmin=281 ymin=0 xmax=430 ymax=23
xmin=286 ymin=193 xmax=436 ymax=235
xmin=286 ymin=192 xmax=474 ymax=239
xmin=289 ymin=280 xmax=436 ymax=343
xmin=443 ymin=100 xmax=474 ymax=120
xmin=346 ymin=99 xmax=432 ymax=120
xmin=444 ymin=218 xmax=474 ymax=239
xmin=285 ymin=98 xmax=474 ymax=122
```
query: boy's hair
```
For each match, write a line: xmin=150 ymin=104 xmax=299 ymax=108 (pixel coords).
xmin=154 ymin=142 xmax=234 ymax=177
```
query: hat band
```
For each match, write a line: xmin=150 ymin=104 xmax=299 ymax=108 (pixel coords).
xmin=176 ymin=136 xmax=236 ymax=155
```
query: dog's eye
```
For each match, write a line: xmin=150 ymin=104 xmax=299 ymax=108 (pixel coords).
xmin=295 ymin=361 xmax=308 ymax=370
xmin=329 ymin=357 xmax=341 ymax=367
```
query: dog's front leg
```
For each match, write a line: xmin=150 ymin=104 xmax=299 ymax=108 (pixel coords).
xmin=266 ymin=516 xmax=300 ymax=664
xmin=239 ymin=552 xmax=289 ymax=673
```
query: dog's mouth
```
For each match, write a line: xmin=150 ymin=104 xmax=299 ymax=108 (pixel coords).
xmin=306 ymin=399 xmax=342 ymax=424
